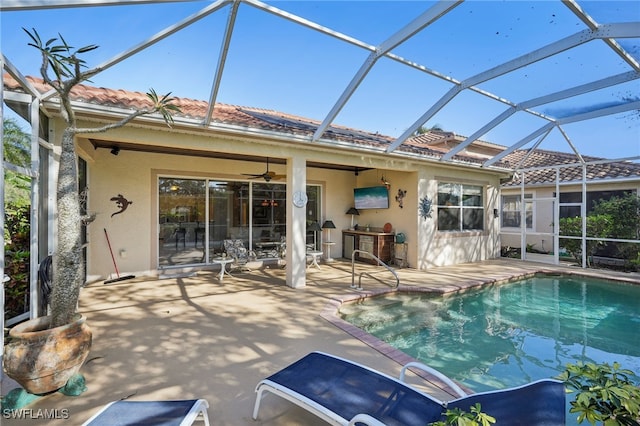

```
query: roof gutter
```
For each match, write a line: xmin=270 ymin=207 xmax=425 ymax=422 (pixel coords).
xmin=42 ymin=95 xmax=515 ymax=175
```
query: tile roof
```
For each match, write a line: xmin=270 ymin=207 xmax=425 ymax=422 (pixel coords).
xmin=501 ymin=149 xmax=640 ymax=186
xmin=9 ymin=75 xmax=635 ymax=184
xmin=3 ymin=74 xmax=496 ymax=168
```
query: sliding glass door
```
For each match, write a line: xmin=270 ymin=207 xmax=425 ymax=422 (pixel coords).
xmin=158 ymin=178 xmax=207 ymax=266
xmin=158 ymin=177 xmax=320 ymax=268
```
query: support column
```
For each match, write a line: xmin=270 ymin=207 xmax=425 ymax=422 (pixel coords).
xmin=286 ymin=155 xmax=307 ymax=288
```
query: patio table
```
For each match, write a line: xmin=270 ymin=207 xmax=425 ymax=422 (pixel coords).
xmin=211 ymin=257 xmax=235 ymax=281
xmin=306 ymin=250 xmax=323 ymax=269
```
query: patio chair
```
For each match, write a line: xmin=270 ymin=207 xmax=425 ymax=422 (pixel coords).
xmin=82 ymin=399 xmax=210 ymax=426
xmin=223 ymin=239 xmax=254 ymax=271
xmin=253 ymin=351 xmax=566 ymax=426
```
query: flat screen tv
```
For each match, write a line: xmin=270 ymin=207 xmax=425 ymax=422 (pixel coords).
xmin=354 ymin=186 xmax=389 ymax=210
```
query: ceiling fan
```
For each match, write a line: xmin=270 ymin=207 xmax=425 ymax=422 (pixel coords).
xmin=242 ymin=158 xmax=286 ymax=182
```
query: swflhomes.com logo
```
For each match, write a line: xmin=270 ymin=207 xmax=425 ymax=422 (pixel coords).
xmin=2 ymin=408 xmax=70 ymax=419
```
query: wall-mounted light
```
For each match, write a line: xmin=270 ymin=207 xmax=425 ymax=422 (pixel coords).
xmin=493 ymin=208 xmax=499 ymax=218
xmin=110 ymin=146 xmax=120 ymax=156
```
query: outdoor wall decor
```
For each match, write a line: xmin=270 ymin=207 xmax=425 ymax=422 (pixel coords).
xmin=395 ymin=189 xmax=407 ymax=208
xmin=110 ymin=194 xmax=133 ymax=217
xmin=380 ymin=175 xmax=391 ymax=190
xmin=419 ymin=196 xmax=433 ymax=220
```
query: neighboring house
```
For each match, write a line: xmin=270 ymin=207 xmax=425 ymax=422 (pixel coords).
xmin=3 ymin=75 xmax=513 ymax=288
xmin=499 ymin=149 xmax=640 ymax=260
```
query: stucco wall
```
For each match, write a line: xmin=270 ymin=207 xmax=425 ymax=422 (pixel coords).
xmin=55 ymin=119 xmax=506 ymax=280
xmin=416 ymin=167 xmax=501 ymax=268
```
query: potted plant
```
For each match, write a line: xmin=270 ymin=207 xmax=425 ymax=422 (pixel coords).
xmin=430 ymin=403 xmax=496 ymax=426
xmin=3 ymin=29 xmax=180 ymax=395
xmin=560 ymin=361 xmax=640 ymax=425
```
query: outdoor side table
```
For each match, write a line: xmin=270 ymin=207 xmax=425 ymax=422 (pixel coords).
xmin=211 ymin=257 xmax=235 ymax=281
xmin=306 ymin=250 xmax=323 ymax=269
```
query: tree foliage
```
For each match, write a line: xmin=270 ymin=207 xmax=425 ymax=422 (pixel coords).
xmin=592 ymin=194 xmax=640 ymax=240
xmin=559 ymin=193 xmax=640 ymax=268
xmin=3 ymin=118 xmax=31 ymax=167
xmin=3 ymin=118 xmax=32 ymax=206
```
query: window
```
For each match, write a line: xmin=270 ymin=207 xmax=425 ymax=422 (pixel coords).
xmin=501 ymin=194 xmax=533 ymax=229
xmin=437 ymin=183 xmax=484 ymax=231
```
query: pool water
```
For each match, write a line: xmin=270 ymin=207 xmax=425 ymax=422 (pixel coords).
xmin=339 ymin=274 xmax=640 ymax=395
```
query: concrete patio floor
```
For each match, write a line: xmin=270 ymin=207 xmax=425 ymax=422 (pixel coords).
xmin=3 ymin=258 xmax=639 ymax=425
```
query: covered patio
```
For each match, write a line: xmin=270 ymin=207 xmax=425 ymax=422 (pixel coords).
xmin=2 ymin=258 xmax=639 ymax=425
xmin=1 ymin=1 xmax=639 ymax=424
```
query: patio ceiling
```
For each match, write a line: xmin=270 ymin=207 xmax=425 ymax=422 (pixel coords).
xmin=1 ymin=0 xmax=639 ymax=171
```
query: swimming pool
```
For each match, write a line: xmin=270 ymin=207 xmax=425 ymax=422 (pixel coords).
xmin=339 ymin=274 xmax=640 ymax=396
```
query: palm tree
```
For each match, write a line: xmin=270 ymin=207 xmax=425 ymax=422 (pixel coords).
xmin=413 ymin=124 xmax=445 ymax=135
xmin=3 ymin=118 xmax=30 ymax=167
xmin=3 ymin=118 xmax=31 ymax=205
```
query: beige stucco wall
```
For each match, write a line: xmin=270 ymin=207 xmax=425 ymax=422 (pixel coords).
xmin=46 ymin=117 xmax=506 ymax=281
xmin=415 ymin=167 xmax=501 ymax=269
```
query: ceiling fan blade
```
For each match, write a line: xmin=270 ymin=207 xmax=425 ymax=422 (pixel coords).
xmin=242 ymin=158 xmax=282 ymax=181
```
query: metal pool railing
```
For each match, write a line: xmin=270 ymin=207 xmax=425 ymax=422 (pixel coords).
xmin=350 ymin=250 xmax=399 ymax=290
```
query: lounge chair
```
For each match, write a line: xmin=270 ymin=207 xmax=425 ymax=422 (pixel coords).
xmin=253 ymin=351 xmax=565 ymax=426
xmin=82 ymin=399 xmax=210 ymax=426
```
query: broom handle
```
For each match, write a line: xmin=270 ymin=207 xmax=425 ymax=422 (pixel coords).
xmin=104 ymin=228 xmax=120 ymax=278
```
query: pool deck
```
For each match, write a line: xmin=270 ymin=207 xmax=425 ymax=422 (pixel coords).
xmin=2 ymin=258 xmax=639 ymax=425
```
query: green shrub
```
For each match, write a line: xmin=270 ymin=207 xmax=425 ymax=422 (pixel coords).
xmin=560 ymin=362 xmax=640 ymax=426
xmin=4 ymin=203 xmax=31 ymax=319
xmin=559 ymin=214 xmax=612 ymax=266
xmin=430 ymin=403 xmax=496 ymax=426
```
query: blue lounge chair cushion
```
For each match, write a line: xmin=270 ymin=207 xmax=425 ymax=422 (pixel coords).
xmin=267 ymin=352 xmax=444 ymax=425
xmin=82 ymin=399 xmax=210 ymax=426
xmin=448 ymin=379 xmax=566 ymax=425
xmin=254 ymin=352 xmax=566 ymax=426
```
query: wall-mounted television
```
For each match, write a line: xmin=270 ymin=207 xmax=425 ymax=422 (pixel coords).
xmin=354 ymin=186 xmax=389 ymax=210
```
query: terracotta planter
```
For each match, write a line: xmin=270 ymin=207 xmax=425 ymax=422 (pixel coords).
xmin=3 ymin=315 xmax=92 ymax=394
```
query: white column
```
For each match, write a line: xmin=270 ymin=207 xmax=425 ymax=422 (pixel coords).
xmin=285 ymin=155 xmax=307 ymax=288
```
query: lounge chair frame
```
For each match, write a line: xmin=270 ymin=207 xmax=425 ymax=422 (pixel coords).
xmin=82 ymin=398 xmax=210 ymax=426
xmin=253 ymin=351 xmax=566 ymax=426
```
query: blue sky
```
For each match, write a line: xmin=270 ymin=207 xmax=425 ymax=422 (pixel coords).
xmin=2 ymin=1 xmax=639 ymax=160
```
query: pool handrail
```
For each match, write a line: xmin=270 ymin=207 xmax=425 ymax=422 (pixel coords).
xmin=350 ymin=249 xmax=399 ymax=290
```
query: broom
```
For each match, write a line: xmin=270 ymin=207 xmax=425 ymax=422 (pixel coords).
xmin=103 ymin=228 xmax=136 ymax=284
